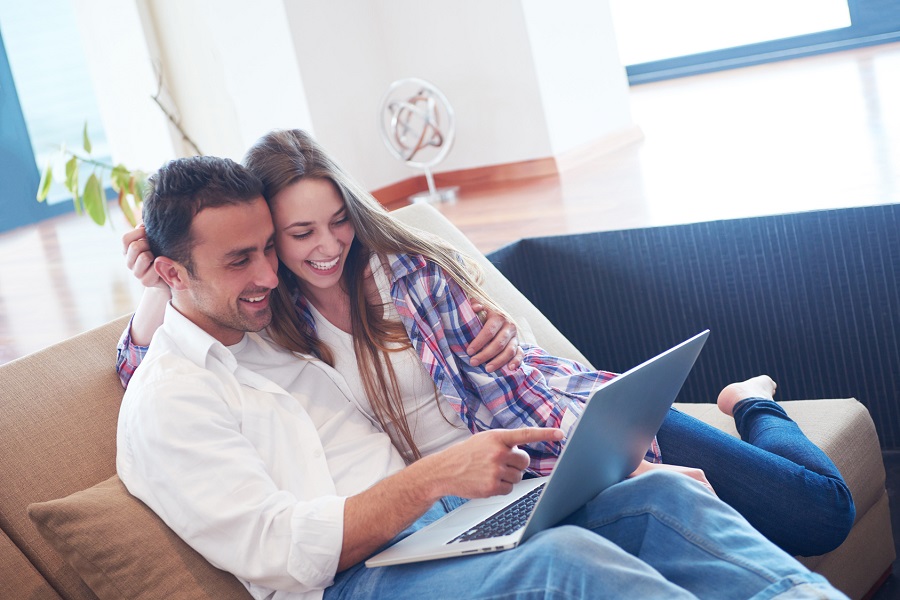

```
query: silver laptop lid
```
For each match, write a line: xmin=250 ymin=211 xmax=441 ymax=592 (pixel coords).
xmin=520 ymin=330 xmax=709 ymax=541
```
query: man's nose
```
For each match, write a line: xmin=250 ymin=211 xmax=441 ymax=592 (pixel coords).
xmin=255 ymin=255 xmax=279 ymax=289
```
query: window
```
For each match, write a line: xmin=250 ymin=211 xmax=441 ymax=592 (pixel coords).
xmin=610 ymin=0 xmax=900 ymax=84
xmin=0 ymin=0 xmax=109 ymax=232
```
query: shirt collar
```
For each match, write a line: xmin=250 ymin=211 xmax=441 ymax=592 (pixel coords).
xmin=161 ymin=302 xmax=241 ymax=373
xmin=383 ymin=252 xmax=427 ymax=283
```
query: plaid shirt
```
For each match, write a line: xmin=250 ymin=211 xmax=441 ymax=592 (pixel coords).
xmin=116 ymin=327 xmax=147 ymax=388
xmin=116 ymin=252 xmax=661 ymax=475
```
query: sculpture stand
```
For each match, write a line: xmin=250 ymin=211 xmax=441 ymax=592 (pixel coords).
xmin=408 ymin=166 xmax=458 ymax=204
xmin=379 ymin=78 xmax=458 ymax=204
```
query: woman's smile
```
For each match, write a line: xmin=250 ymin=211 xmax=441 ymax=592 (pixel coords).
xmin=307 ymin=256 xmax=341 ymax=275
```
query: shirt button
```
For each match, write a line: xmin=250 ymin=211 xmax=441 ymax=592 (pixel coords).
xmin=313 ymin=449 xmax=323 ymax=458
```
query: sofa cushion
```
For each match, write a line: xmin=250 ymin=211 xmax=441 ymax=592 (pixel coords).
xmin=28 ymin=475 xmax=251 ymax=600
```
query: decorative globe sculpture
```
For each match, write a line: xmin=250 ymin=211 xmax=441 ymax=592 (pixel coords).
xmin=378 ymin=78 xmax=458 ymax=203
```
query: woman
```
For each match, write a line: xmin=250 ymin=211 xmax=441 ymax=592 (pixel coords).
xmin=118 ymin=129 xmax=854 ymax=557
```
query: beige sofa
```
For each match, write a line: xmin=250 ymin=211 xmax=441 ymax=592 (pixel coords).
xmin=0 ymin=204 xmax=894 ymax=600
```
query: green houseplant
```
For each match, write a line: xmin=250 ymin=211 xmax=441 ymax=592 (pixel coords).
xmin=33 ymin=71 xmax=206 ymax=228
xmin=35 ymin=123 xmax=146 ymax=228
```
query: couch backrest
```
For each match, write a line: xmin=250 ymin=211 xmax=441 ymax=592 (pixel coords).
xmin=487 ymin=203 xmax=900 ymax=450
xmin=0 ymin=315 xmax=130 ymax=600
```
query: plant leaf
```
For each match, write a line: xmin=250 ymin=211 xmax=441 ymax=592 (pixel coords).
xmin=82 ymin=122 xmax=92 ymax=154
xmin=132 ymin=172 xmax=146 ymax=203
xmin=118 ymin=189 xmax=137 ymax=227
xmin=84 ymin=173 xmax=106 ymax=226
xmin=65 ymin=157 xmax=81 ymax=214
xmin=110 ymin=164 xmax=129 ymax=192
xmin=37 ymin=163 xmax=53 ymax=202
xmin=65 ymin=156 xmax=78 ymax=191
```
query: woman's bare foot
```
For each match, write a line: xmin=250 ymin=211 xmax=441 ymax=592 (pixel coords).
xmin=717 ymin=375 xmax=777 ymax=416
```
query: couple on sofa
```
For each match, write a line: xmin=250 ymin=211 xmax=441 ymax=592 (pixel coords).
xmin=115 ymin=129 xmax=854 ymax=599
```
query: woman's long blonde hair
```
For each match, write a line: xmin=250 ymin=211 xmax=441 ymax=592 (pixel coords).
xmin=243 ymin=129 xmax=507 ymax=461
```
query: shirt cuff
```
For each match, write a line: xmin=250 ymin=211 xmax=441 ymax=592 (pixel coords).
xmin=287 ymin=495 xmax=346 ymax=589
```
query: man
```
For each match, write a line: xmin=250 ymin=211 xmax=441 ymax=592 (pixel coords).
xmin=117 ymin=156 xmax=846 ymax=600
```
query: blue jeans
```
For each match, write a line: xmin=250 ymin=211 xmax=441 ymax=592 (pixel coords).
xmin=656 ymin=399 xmax=855 ymax=556
xmin=326 ymin=471 xmax=846 ymax=599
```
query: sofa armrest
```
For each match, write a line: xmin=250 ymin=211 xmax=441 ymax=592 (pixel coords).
xmin=0 ymin=314 xmax=131 ymax=600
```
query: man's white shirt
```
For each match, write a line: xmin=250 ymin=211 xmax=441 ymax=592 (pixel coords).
xmin=117 ymin=304 xmax=407 ymax=600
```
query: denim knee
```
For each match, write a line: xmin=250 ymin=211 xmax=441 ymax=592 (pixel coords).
xmin=522 ymin=525 xmax=601 ymax=560
xmin=786 ymin=479 xmax=855 ymax=557
xmin=643 ymin=465 xmax=856 ymax=557
xmin=508 ymin=526 xmax=611 ymax=596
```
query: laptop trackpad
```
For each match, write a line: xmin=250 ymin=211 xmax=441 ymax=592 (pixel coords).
xmin=428 ymin=499 xmax=508 ymax=534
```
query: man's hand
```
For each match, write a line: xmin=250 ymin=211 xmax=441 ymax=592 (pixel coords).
xmin=629 ymin=460 xmax=717 ymax=496
xmin=424 ymin=427 xmax=563 ymax=499
xmin=467 ymin=301 xmax=523 ymax=372
xmin=123 ymin=224 xmax=170 ymax=292
xmin=339 ymin=427 xmax=562 ymax=571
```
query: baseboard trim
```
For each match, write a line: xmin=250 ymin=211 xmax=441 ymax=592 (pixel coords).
xmin=372 ymin=156 xmax=558 ymax=208
xmin=372 ymin=126 xmax=643 ymax=208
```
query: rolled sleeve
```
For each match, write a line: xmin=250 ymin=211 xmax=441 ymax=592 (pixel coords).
xmin=115 ymin=316 xmax=148 ymax=388
xmin=287 ymin=496 xmax=346 ymax=589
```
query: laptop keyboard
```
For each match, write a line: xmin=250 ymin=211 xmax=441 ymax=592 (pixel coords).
xmin=447 ymin=483 xmax=546 ymax=544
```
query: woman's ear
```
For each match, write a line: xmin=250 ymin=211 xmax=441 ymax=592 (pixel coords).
xmin=154 ymin=257 xmax=190 ymax=291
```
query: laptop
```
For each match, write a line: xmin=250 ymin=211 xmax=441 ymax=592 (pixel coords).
xmin=366 ymin=330 xmax=709 ymax=567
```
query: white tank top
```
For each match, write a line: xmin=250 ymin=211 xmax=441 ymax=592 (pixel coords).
xmin=307 ymin=254 xmax=471 ymax=463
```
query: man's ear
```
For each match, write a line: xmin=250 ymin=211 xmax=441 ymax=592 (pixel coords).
xmin=154 ymin=257 xmax=190 ymax=291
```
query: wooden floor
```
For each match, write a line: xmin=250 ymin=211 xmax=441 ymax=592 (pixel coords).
xmin=2 ymin=42 xmax=899 ymax=365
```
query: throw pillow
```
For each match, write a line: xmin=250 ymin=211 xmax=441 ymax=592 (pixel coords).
xmin=27 ymin=475 xmax=251 ymax=600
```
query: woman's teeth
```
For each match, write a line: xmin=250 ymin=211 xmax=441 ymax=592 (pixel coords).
xmin=308 ymin=257 xmax=340 ymax=271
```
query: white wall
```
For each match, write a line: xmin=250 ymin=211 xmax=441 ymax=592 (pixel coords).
xmin=288 ymin=0 xmax=635 ymax=189
xmin=282 ymin=1 xmax=395 ymax=188
xmin=81 ymin=0 xmax=633 ymax=190
xmin=376 ymin=2 xmax=556 ymax=184
xmin=521 ymin=0 xmax=634 ymax=156
xmin=70 ymin=0 xmax=174 ymax=172
xmin=142 ymin=0 xmax=312 ymax=161
xmin=284 ymin=0 xmax=562 ymax=190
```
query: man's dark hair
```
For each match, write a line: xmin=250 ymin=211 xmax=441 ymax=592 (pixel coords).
xmin=143 ymin=156 xmax=264 ymax=275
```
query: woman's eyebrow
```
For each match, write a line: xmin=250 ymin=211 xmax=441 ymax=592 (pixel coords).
xmin=283 ymin=207 xmax=346 ymax=229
